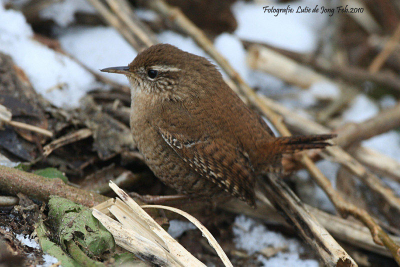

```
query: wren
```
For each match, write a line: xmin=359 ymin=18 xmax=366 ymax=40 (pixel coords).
xmin=101 ymin=44 xmax=335 ymax=207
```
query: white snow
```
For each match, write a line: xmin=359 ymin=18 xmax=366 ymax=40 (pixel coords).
xmin=362 ymin=131 xmax=400 ymax=162
xmin=297 ymin=90 xmax=317 ymax=107
xmin=256 ymin=253 xmax=318 ymax=267
xmin=39 ymin=0 xmax=96 ymax=27
xmin=3 ymin=0 xmax=31 ymax=7
xmin=276 ymin=86 xmax=318 ymax=111
xmin=1 ymin=227 xmax=59 ymax=266
xmin=158 ymin=31 xmax=226 ymax=76
xmin=379 ymin=95 xmax=397 ymax=109
xmin=135 ymin=8 xmax=158 ymax=22
xmin=0 ymin=4 xmax=97 ymax=108
xmin=59 ymin=26 xmax=137 ymax=85
xmin=233 ymin=215 xmax=318 ymax=266
xmin=297 ymin=160 xmax=338 ymax=213
xmin=16 ymin=233 xmax=40 ymax=249
xmin=382 ymin=177 xmax=400 ymax=196
xmin=0 ymin=152 xmax=19 ymax=167
xmin=0 ymin=5 xmax=32 ymax=37
xmin=232 ymin=1 xmax=327 ymax=53
xmin=247 ymin=70 xmax=286 ymax=96
xmin=40 ymin=254 xmax=60 ymax=267
xmin=214 ymin=33 xmax=249 ymax=80
xmin=158 ymin=31 xmax=210 ymax=60
xmin=342 ymin=94 xmax=379 ymax=123
xmin=167 ymin=220 xmax=196 ymax=239
xmin=309 ymin=81 xmax=340 ymax=99
xmin=342 ymin=93 xmax=400 ymax=164
xmin=16 ymin=233 xmax=59 ymax=267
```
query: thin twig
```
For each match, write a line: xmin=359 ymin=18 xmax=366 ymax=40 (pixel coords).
xmin=85 ymin=0 xmax=143 ymax=51
xmin=369 ymin=23 xmax=400 ymax=73
xmin=43 ymin=128 xmax=92 ymax=156
xmin=246 ymin=45 xmax=360 ymax=122
xmin=106 ymin=0 xmax=157 ymax=50
xmin=336 ymin=102 xmax=400 ymax=148
xmin=0 ymin=196 xmax=19 ymax=206
xmin=86 ymin=0 xmax=157 ymax=52
xmin=8 ymin=120 xmax=53 ymax=137
xmin=1 ymin=103 xmax=52 ymax=137
xmin=317 ymin=85 xmax=359 ymax=123
xmin=311 ymin=61 xmax=400 ymax=93
xmin=143 ymin=204 xmax=233 ymax=267
xmin=353 ymin=147 xmax=400 ymax=183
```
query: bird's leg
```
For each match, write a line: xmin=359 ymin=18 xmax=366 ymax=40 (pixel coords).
xmin=128 ymin=192 xmax=190 ymax=205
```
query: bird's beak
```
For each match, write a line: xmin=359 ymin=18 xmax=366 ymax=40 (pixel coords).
xmin=100 ymin=66 xmax=131 ymax=75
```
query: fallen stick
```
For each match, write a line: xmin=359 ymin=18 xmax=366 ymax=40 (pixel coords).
xmin=43 ymin=128 xmax=93 ymax=156
xmin=0 ymin=166 xmax=108 ymax=207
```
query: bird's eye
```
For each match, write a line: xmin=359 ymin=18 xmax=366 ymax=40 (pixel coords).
xmin=147 ymin=69 xmax=158 ymax=79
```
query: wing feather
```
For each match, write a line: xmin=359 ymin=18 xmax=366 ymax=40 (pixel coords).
xmin=158 ymin=127 xmax=256 ymax=206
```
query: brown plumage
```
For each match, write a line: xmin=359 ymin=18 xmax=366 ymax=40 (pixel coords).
xmin=101 ymin=44 xmax=336 ymax=207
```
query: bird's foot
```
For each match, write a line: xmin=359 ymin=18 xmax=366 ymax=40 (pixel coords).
xmin=128 ymin=192 xmax=190 ymax=205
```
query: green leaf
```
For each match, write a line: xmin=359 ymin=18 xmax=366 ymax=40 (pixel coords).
xmin=14 ymin=163 xmax=31 ymax=172
xmin=48 ymin=196 xmax=115 ymax=259
xmin=34 ymin=168 xmax=68 ymax=183
xmin=36 ymin=219 xmax=79 ymax=267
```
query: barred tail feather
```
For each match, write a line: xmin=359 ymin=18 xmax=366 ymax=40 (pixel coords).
xmin=270 ymin=134 xmax=337 ymax=154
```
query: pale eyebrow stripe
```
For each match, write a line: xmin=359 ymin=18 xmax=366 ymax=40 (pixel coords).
xmin=150 ymin=65 xmax=181 ymax=72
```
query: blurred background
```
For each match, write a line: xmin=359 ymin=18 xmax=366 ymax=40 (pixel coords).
xmin=1 ymin=0 xmax=400 ymax=266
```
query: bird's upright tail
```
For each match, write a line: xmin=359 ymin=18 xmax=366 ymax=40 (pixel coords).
xmin=263 ymin=134 xmax=337 ymax=155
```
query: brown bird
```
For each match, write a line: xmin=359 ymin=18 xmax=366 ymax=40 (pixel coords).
xmin=101 ymin=44 xmax=335 ymax=207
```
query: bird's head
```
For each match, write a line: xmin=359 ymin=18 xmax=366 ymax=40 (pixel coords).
xmin=101 ymin=43 xmax=222 ymax=101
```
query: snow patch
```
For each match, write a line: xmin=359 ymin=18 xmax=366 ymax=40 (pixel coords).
xmin=0 ymin=4 xmax=32 ymax=37
xmin=158 ymin=31 xmax=224 ymax=75
xmin=41 ymin=254 xmax=60 ymax=267
xmin=0 ymin=153 xmax=19 ymax=167
xmin=40 ymin=0 xmax=96 ymax=27
xmin=135 ymin=8 xmax=158 ymax=22
xmin=247 ymin=71 xmax=286 ymax=96
xmin=342 ymin=94 xmax=379 ymax=123
xmin=16 ymin=233 xmax=59 ymax=266
xmin=297 ymin=90 xmax=317 ymax=107
xmin=296 ymin=160 xmax=338 ymax=213
xmin=362 ymin=131 xmax=400 ymax=162
xmin=0 ymin=5 xmax=97 ymax=108
xmin=232 ymin=1 xmax=327 ymax=53
xmin=234 ymin=215 xmax=318 ymax=266
xmin=168 ymin=220 xmax=196 ymax=239
xmin=59 ymin=26 xmax=137 ymax=85
xmin=379 ymin=95 xmax=397 ymax=109
xmin=16 ymin=234 xmax=40 ymax=249
xmin=309 ymin=81 xmax=340 ymax=99
xmin=158 ymin=31 xmax=210 ymax=59
xmin=215 ymin=33 xmax=248 ymax=80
